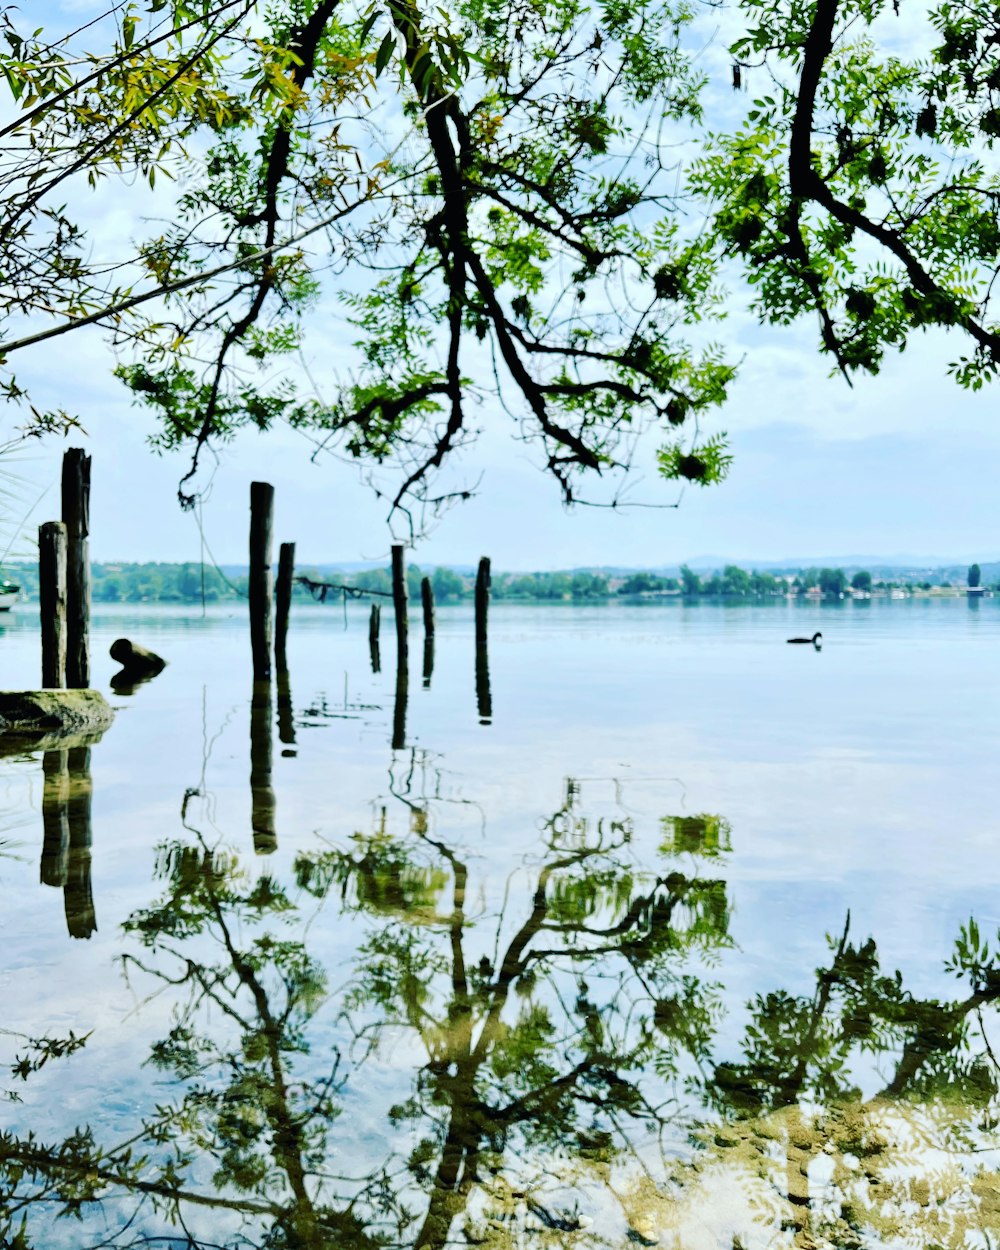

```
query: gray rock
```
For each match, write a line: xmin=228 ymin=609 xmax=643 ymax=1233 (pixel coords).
xmin=0 ymin=690 xmax=115 ymax=753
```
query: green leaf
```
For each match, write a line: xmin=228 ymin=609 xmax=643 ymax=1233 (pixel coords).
xmin=375 ymin=31 xmax=395 ymax=74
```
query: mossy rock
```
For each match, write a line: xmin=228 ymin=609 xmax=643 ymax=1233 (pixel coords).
xmin=0 ymin=690 xmax=114 ymax=754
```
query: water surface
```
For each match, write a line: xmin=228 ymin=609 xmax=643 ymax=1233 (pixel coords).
xmin=0 ymin=596 xmax=998 ymax=1248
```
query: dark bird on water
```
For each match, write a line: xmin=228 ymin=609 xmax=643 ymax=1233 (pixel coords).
xmin=787 ymin=631 xmax=822 ymax=646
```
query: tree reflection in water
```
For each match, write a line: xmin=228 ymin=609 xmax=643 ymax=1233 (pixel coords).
xmin=293 ymin=762 xmax=732 ymax=1247
xmin=637 ymin=913 xmax=1000 ymax=1249
xmin=3 ymin=763 xmax=1000 ymax=1249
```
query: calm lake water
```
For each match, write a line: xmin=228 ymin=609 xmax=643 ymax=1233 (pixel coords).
xmin=1 ymin=595 xmax=999 ymax=1248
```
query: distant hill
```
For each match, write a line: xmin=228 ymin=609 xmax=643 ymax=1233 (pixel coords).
xmin=682 ymin=553 xmax=991 ymax=570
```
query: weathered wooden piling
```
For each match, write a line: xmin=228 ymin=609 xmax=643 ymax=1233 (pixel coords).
xmin=249 ymin=482 xmax=275 ymax=681
xmin=272 ymin=540 xmax=294 ymax=747
xmin=391 ymin=544 xmax=408 ymax=674
xmin=39 ymin=521 xmax=67 ymax=689
xmin=61 ymin=449 xmax=91 ymax=689
xmin=475 ymin=556 xmax=490 ymax=649
xmin=420 ymin=577 xmax=435 ymax=688
xmin=421 ymin=576 xmax=435 ymax=638
xmin=475 ymin=556 xmax=492 ymax=722
xmin=275 ymin=541 xmax=295 ymax=671
xmin=369 ymin=603 xmax=381 ymax=674
xmin=390 ymin=546 xmax=408 ymax=747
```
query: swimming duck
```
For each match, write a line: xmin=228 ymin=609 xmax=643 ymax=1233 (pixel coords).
xmin=787 ymin=631 xmax=822 ymax=646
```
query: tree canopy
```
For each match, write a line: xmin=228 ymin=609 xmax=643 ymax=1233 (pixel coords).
xmin=5 ymin=0 xmax=1000 ymax=529
xmin=696 ymin=0 xmax=1000 ymax=388
xmin=0 ymin=0 xmax=736 ymax=529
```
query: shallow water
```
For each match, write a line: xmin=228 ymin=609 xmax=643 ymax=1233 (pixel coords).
xmin=0 ymin=595 xmax=998 ymax=1248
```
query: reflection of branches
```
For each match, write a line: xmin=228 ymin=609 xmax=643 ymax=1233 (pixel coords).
xmin=386 ymin=746 xmax=488 ymax=841
xmin=180 ymin=686 xmax=236 ymax=838
xmin=5 ymin=833 xmax=391 ymax=1250
xmin=666 ymin=910 xmax=1000 ymax=1249
xmin=297 ymin=775 xmax=733 ymax=1249
xmin=10 ymin=772 xmax=1000 ymax=1250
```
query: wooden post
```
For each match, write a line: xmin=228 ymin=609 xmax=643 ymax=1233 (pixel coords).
xmin=61 ymin=449 xmax=91 ymax=689
xmin=275 ymin=541 xmax=295 ymax=671
xmin=249 ymin=482 xmax=274 ymax=681
xmin=475 ymin=557 xmax=492 ymax=724
xmin=421 ymin=576 xmax=435 ymax=638
xmin=475 ymin=556 xmax=490 ymax=649
xmin=391 ymin=544 xmax=408 ymax=674
xmin=39 ymin=521 xmax=67 ymax=689
xmin=422 ymin=635 xmax=434 ymax=689
xmin=369 ymin=603 xmax=381 ymax=674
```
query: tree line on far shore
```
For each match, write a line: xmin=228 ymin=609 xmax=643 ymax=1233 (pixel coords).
xmin=1 ymin=561 xmax=991 ymax=606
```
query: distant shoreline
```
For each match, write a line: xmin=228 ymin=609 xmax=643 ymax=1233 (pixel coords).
xmin=0 ymin=560 xmax=991 ymax=606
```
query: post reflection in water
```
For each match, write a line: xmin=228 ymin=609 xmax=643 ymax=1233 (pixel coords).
xmin=40 ymin=745 xmax=95 ymax=937
xmin=475 ymin=641 xmax=491 ymax=724
xmin=392 ymin=659 xmax=408 ymax=750
xmin=9 ymin=742 xmax=1000 ymax=1250
xmin=40 ymin=749 xmax=69 ymax=887
xmin=276 ymin=664 xmax=296 ymax=751
xmin=250 ymin=679 xmax=276 ymax=854
xmin=369 ymin=602 xmax=382 ymax=674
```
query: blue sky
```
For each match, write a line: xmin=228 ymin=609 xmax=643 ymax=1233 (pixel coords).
xmin=8 ymin=0 xmax=999 ymax=570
